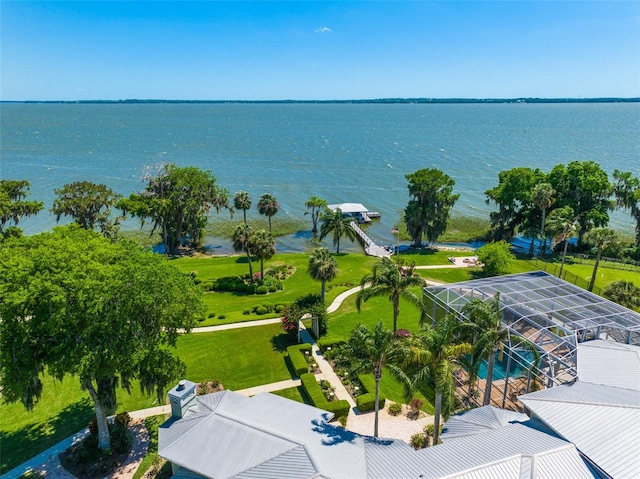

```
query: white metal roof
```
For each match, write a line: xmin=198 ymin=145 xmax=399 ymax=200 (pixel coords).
xmin=520 ymin=381 xmax=640 ymax=479
xmin=365 ymin=423 xmax=595 ymax=479
xmin=327 ymin=203 xmax=368 ymax=214
xmin=440 ymin=405 xmax=529 ymax=441
xmin=159 ymin=390 xmax=369 ymax=479
xmin=578 ymin=340 xmax=640 ymax=390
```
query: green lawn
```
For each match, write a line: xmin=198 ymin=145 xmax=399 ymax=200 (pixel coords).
xmin=271 ymin=386 xmax=306 ymax=404
xmin=175 ymin=324 xmax=296 ymax=390
xmin=171 ymin=253 xmax=378 ymax=325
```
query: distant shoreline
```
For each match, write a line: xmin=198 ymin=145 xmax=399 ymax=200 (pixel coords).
xmin=2 ymin=97 xmax=639 ymax=105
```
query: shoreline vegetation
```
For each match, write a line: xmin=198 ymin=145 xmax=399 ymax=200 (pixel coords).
xmin=2 ymin=97 xmax=639 ymax=104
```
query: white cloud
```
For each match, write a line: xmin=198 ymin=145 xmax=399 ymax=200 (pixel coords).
xmin=314 ymin=27 xmax=332 ymax=33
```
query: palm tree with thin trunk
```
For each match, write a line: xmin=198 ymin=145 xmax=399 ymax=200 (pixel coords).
xmin=319 ymin=208 xmax=357 ymax=254
xmin=346 ymin=321 xmax=410 ymax=438
xmin=257 ymin=193 xmax=279 ymax=233
xmin=233 ymin=190 xmax=252 ymax=224
xmin=232 ymin=223 xmax=255 ymax=280
xmin=584 ymin=228 xmax=619 ymax=292
xmin=612 ymin=170 xmax=640 ymax=247
xmin=356 ymin=257 xmax=426 ymax=334
xmin=405 ymin=314 xmax=472 ymax=446
xmin=461 ymin=293 xmax=539 ymax=406
xmin=308 ymin=247 xmax=339 ymax=303
xmin=531 ymin=182 xmax=555 ymax=255
xmin=305 ymin=196 xmax=328 ymax=234
xmin=546 ymin=206 xmax=581 ymax=277
xmin=252 ymin=229 xmax=276 ymax=279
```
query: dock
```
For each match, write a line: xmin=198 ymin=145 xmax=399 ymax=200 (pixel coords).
xmin=350 ymin=221 xmax=392 ymax=258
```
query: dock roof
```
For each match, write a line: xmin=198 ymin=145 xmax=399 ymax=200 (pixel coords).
xmin=327 ymin=203 xmax=368 ymax=214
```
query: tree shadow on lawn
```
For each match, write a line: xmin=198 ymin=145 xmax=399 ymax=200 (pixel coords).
xmin=0 ymin=398 xmax=94 ymax=474
xmin=271 ymin=333 xmax=296 ymax=353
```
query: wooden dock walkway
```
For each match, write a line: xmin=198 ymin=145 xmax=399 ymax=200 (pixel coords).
xmin=350 ymin=221 xmax=392 ymax=258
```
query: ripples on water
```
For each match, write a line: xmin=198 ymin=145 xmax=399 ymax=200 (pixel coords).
xmin=1 ymin=102 xmax=638 ymax=252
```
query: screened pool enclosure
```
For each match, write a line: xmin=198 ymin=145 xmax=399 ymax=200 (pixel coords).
xmin=424 ymin=271 xmax=640 ymax=408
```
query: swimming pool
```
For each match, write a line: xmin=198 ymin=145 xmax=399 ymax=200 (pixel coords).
xmin=475 ymin=351 xmax=536 ymax=381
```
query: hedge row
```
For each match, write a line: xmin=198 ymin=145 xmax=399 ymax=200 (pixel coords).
xmin=316 ymin=338 xmax=346 ymax=351
xmin=286 ymin=344 xmax=312 ymax=377
xmin=300 ymin=373 xmax=350 ymax=419
xmin=355 ymin=374 xmax=386 ymax=412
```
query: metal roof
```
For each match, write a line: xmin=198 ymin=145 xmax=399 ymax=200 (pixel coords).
xmin=159 ymin=390 xmax=370 ymax=479
xmin=440 ymin=406 xmax=529 ymax=441
xmin=520 ymin=382 xmax=640 ymax=479
xmin=578 ymin=340 xmax=640 ymax=391
xmin=365 ymin=423 xmax=595 ymax=479
xmin=424 ymin=271 xmax=640 ymax=388
xmin=327 ymin=203 xmax=368 ymax=214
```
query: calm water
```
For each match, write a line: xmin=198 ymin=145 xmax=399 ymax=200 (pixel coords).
xmin=1 ymin=102 xmax=638 ymax=252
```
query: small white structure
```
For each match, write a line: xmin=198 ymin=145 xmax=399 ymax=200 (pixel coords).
xmin=328 ymin=203 xmax=375 ymax=223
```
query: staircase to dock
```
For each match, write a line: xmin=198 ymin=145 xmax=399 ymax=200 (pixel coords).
xmin=350 ymin=221 xmax=392 ymax=258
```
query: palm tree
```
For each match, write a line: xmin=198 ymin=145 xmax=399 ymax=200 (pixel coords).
xmin=461 ymin=293 xmax=539 ymax=407
xmin=406 ymin=314 xmax=472 ymax=445
xmin=319 ymin=208 xmax=357 ymax=254
xmin=257 ymin=193 xmax=279 ymax=233
xmin=305 ymin=196 xmax=328 ymax=234
xmin=252 ymin=229 xmax=276 ymax=279
xmin=356 ymin=257 xmax=426 ymax=334
xmin=232 ymin=223 xmax=255 ymax=280
xmin=233 ymin=190 xmax=252 ymax=224
xmin=546 ymin=206 xmax=581 ymax=277
xmin=531 ymin=182 xmax=555 ymax=254
xmin=308 ymin=247 xmax=339 ymax=303
xmin=613 ymin=170 xmax=640 ymax=247
xmin=346 ymin=321 xmax=409 ymax=438
xmin=584 ymin=228 xmax=619 ymax=292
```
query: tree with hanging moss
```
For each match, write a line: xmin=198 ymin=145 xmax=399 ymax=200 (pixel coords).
xmin=52 ymin=181 xmax=122 ymax=238
xmin=118 ymin=164 xmax=229 ymax=254
xmin=0 ymin=179 xmax=44 ymax=238
xmin=405 ymin=168 xmax=459 ymax=247
xmin=0 ymin=226 xmax=204 ymax=451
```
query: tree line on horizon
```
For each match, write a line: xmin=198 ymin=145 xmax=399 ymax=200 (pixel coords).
xmin=1 ymin=160 xmax=638 ymax=261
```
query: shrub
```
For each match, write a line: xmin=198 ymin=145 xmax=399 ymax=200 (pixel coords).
xmin=410 ymin=398 xmax=424 ymax=413
xmin=274 ymin=304 xmax=285 ymax=313
xmin=268 ymin=285 xmax=278 ymax=292
xmin=356 ymin=392 xmax=385 ymax=412
xmin=246 ymin=284 xmax=256 ymax=294
xmin=255 ymin=285 xmax=269 ymax=295
xmin=218 ymin=314 xmax=226 ymax=320
xmin=300 ymin=373 xmax=350 ymax=418
xmin=114 ymin=412 xmax=131 ymax=427
xmin=255 ymin=306 xmax=268 ymax=315
xmin=287 ymin=344 xmax=312 ymax=377
xmin=410 ymin=432 xmax=429 ymax=450
xmin=208 ymin=312 xmax=216 ymax=318
xmin=388 ymin=402 xmax=403 ymax=416
xmin=243 ymin=309 xmax=251 ymax=315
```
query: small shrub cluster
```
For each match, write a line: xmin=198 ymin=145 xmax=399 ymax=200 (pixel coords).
xmin=300 ymin=373 xmax=350 ymax=419
xmin=319 ymin=379 xmax=336 ymax=402
xmin=206 ymin=273 xmax=284 ymax=295
xmin=408 ymin=398 xmax=424 ymax=419
xmin=410 ymin=423 xmax=442 ymax=449
xmin=388 ymin=402 xmax=403 ymax=416
xmin=286 ymin=343 xmax=312 ymax=377
xmin=196 ymin=380 xmax=223 ymax=395
xmin=250 ymin=303 xmax=286 ymax=316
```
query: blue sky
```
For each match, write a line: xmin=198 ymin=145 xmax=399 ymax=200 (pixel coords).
xmin=1 ymin=1 xmax=639 ymax=100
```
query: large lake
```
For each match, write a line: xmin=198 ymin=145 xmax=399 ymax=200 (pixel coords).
xmin=1 ymin=102 xmax=638 ymax=252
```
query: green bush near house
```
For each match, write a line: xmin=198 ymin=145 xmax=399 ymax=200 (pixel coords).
xmin=287 ymin=344 xmax=312 ymax=377
xmin=300 ymin=373 xmax=350 ymax=418
xmin=355 ymin=374 xmax=386 ymax=412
